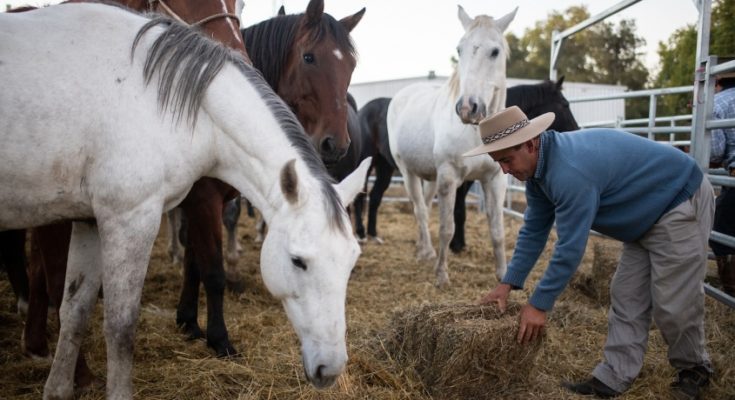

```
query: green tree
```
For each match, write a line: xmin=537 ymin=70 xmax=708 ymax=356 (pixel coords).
xmin=653 ymin=0 xmax=735 ymax=116
xmin=507 ymin=6 xmax=593 ymax=81
xmin=506 ymin=5 xmax=649 ymax=117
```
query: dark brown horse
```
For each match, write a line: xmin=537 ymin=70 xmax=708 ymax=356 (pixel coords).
xmin=173 ymin=0 xmax=364 ymax=358
xmin=12 ymin=0 xmax=251 ymax=390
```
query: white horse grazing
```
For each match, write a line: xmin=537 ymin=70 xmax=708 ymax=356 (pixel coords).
xmin=0 ymin=4 xmax=370 ymax=399
xmin=387 ymin=5 xmax=516 ymax=287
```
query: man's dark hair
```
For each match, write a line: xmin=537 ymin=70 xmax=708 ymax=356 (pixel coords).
xmin=718 ymin=77 xmax=735 ymax=90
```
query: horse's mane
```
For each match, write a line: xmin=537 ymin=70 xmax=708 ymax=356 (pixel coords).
xmin=242 ymin=13 xmax=356 ymax=92
xmin=506 ymin=80 xmax=561 ymax=114
xmin=132 ymin=18 xmax=346 ymax=233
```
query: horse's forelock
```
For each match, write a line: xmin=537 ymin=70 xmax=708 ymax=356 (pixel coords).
xmin=304 ymin=13 xmax=357 ymax=58
xmin=242 ymin=15 xmax=299 ymax=92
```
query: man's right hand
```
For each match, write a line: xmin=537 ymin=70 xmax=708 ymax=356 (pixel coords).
xmin=477 ymin=283 xmax=512 ymax=312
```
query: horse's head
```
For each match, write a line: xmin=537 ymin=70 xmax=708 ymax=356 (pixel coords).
xmin=259 ymin=157 xmax=371 ymax=388
xmin=453 ymin=5 xmax=517 ymax=124
xmin=143 ymin=0 xmax=250 ymax=61
xmin=274 ymin=0 xmax=365 ymax=166
xmin=543 ymin=76 xmax=580 ymax=132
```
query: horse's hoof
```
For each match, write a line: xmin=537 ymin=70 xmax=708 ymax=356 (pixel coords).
xmin=225 ymin=254 xmax=240 ymax=268
xmin=368 ymin=236 xmax=384 ymax=245
xmin=178 ymin=322 xmax=205 ymax=341
xmin=226 ymin=280 xmax=245 ymax=295
xmin=213 ymin=342 xmax=240 ymax=359
xmin=416 ymin=248 xmax=436 ymax=261
xmin=449 ymin=241 xmax=465 ymax=254
xmin=435 ymin=276 xmax=451 ymax=289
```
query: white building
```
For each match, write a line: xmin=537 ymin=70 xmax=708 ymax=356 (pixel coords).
xmin=349 ymin=73 xmax=627 ymax=127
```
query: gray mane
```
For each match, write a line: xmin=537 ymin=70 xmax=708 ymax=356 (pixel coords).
xmin=132 ymin=17 xmax=347 ymax=233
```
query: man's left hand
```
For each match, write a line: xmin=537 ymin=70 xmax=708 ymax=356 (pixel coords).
xmin=517 ymin=303 xmax=546 ymax=344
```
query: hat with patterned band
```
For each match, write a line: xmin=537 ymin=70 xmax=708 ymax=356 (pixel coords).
xmin=463 ymin=106 xmax=555 ymax=157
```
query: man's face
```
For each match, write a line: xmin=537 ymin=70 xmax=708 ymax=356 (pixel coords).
xmin=489 ymin=141 xmax=539 ymax=181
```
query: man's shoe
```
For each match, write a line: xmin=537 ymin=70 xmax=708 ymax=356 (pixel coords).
xmin=671 ymin=366 xmax=710 ymax=400
xmin=561 ymin=377 xmax=621 ymax=398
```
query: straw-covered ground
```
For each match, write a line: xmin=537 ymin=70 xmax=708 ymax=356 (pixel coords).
xmin=1 ymin=191 xmax=734 ymax=399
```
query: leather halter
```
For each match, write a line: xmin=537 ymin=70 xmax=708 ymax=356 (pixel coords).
xmin=148 ymin=0 xmax=241 ymax=28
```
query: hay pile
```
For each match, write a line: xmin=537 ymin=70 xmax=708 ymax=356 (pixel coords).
xmin=1 ymin=197 xmax=735 ymax=399
xmin=384 ymin=302 xmax=543 ymax=399
xmin=571 ymin=241 xmax=621 ymax=306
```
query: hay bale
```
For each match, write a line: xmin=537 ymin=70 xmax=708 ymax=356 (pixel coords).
xmin=385 ymin=303 xmax=543 ymax=399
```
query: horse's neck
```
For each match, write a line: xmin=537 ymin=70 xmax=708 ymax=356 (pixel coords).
xmin=201 ymin=65 xmax=309 ymax=219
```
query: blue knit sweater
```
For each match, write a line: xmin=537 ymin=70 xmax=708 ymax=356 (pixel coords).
xmin=501 ymin=129 xmax=703 ymax=311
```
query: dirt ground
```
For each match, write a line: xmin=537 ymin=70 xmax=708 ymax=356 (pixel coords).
xmin=1 ymin=190 xmax=734 ymax=399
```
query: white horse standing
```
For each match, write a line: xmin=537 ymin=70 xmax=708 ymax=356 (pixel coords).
xmin=387 ymin=5 xmax=516 ymax=287
xmin=0 ymin=4 xmax=370 ymax=399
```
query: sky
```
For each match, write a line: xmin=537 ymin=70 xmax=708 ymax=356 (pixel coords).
xmin=3 ymin=0 xmax=699 ymax=84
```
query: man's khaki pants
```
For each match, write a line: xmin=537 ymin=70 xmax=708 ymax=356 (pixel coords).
xmin=593 ymin=178 xmax=715 ymax=393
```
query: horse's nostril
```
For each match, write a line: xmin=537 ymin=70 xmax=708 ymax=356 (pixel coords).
xmin=315 ymin=364 xmax=326 ymax=380
xmin=455 ymin=100 xmax=463 ymax=116
xmin=321 ymin=137 xmax=336 ymax=154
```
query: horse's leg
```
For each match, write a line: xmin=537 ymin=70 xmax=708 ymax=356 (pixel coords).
xmin=480 ymin=171 xmax=508 ymax=281
xmin=176 ymin=240 xmax=203 ymax=341
xmin=450 ymin=181 xmax=473 ymax=253
xmin=181 ymin=190 xmax=237 ymax=357
xmin=255 ymin=215 xmax=266 ymax=243
xmin=434 ymin=166 xmax=460 ymax=288
xmin=0 ymin=229 xmax=29 ymax=315
xmin=245 ymin=198 xmax=255 ymax=218
xmin=423 ymin=180 xmax=438 ymax=212
xmin=166 ymin=208 xmax=184 ymax=265
xmin=44 ymin=221 xmax=103 ymax=400
xmin=24 ymin=227 xmax=51 ymax=360
xmin=35 ymin=222 xmax=99 ymax=390
xmin=222 ymin=197 xmax=243 ymax=272
xmin=353 ymin=191 xmax=367 ymax=242
xmin=97 ymin=209 xmax=161 ymax=400
xmin=402 ymin=172 xmax=435 ymax=260
xmin=367 ymin=156 xmax=394 ymax=243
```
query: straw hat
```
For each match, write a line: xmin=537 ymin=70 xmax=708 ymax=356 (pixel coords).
xmin=463 ymin=106 xmax=555 ymax=157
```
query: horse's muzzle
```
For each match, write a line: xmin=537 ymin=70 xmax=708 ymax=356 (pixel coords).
xmin=455 ymin=96 xmax=487 ymax=124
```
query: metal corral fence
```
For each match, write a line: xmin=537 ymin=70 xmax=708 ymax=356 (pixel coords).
xmin=542 ymin=0 xmax=735 ymax=308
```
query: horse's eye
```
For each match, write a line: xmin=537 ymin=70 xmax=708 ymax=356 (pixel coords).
xmin=303 ymin=53 xmax=315 ymax=64
xmin=456 ymin=46 xmax=461 ymax=56
xmin=291 ymin=257 xmax=307 ymax=270
xmin=490 ymin=48 xmax=500 ymax=58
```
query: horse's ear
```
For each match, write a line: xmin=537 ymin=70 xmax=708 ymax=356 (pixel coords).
xmin=457 ymin=5 xmax=473 ymax=31
xmin=305 ymin=0 xmax=324 ymax=26
xmin=495 ymin=6 xmax=518 ymax=32
xmin=277 ymin=5 xmax=286 ymax=16
xmin=340 ymin=7 xmax=365 ymax=33
xmin=280 ymin=159 xmax=300 ymax=205
xmin=335 ymin=157 xmax=371 ymax=207
xmin=556 ymin=75 xmax=566 ymax=89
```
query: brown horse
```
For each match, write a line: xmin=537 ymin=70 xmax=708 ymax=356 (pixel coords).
xmin=13 ymin=0 xmax=251 ymax=389
xmin=173 ymin=0 xmax=365 ymax=356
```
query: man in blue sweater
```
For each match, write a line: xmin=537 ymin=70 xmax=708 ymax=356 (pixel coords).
xmin=464 ymin=106 xmax=715 ymax=399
